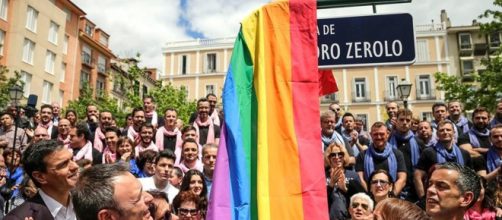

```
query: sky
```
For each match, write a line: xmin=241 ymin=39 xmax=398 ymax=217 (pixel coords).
xmin=72 ymin=0 xmax=497 ymax=74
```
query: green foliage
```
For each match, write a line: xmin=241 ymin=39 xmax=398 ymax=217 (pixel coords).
xmin=434 ymin=1 xmax=502 ymax=112
xmin=148 ymin=82 xmax=196 ymax=123
xmin=0 ymin=66 xmax=23 ymax=111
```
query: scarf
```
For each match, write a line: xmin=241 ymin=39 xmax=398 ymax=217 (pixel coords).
xmin=155 ymin=126 xmax=183 ymax=151
xmin=127 ymin=126 xmax=141 ymax=146
xmin=464 ymin=208 xmax=496 ymax=220
xmin=178 ymin=159 xmax=204 ymax=173
xmin=389 ymin=131 xmax=420 ymax=167
xmin=364 ymin=143 xmax=397 ymax=182
xmin=453 ymin=116 xmax=470 ymax=134
xmin=37 ymin=121 xmax=53 ymax=129
xmin=486 ymin=147 xmax=501 ymax=173
xmin=102 ymin=147 xmax=117 ymax=164
xmin=321 ymin=131 xmax=345 ymax=150
xmin=193 ymin=116 xmax=215 ymax=144
xmin=73 ymin=141 xmax=94 ymax=162
xmin=210 ymin=109 xmax=220 ymax=126
xmin=57 ymin=134 xmax=71 ymax=148
xmin=434 ymin=142 xmax=464 ymax=165
xmin=468 ymin=127 xmax=490 ymax=148
xmin=134 ymin=142 xmax=158 ymax=158
xmin=93 ymin=127 xmax=106 ymax=152
xmin=145 ymin=110 xmax=158 ymax=126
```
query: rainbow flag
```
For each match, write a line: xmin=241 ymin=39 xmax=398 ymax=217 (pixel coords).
xmin=207 ymin=0 xmax=329 ymax=219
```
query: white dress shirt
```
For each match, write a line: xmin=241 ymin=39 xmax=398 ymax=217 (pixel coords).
xmin=39 ymin=189 xmax=76 ymax=220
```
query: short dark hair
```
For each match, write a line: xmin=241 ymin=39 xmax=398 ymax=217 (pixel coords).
xmin=434 ymin=162 xmax=481 ymax=209
xmin=143 ymin=95 xmax=155 ymax=102
xmin=22 ymin=140 xmax=64 ymax=187
xmin=341 ymin=112 xmax=355 ymax=122
xmin=0 ymin=111 xmax=14 ymax=119
xmin=197 ymin=98 xmax=209 ymax=107
xmin=65 ymin=109 xmax=77 ymax=118
xmin=163 ymin=107 xmax=177 ymax=116
xmin=139 ymin=123 xmax=155 ymax=132
xmin=156 ymin=149 xmax=176 ymax=165
xmin=432 ymin=102 xmax=447 ymax=113
xmin=72 ymin=163 xmax=130 ymax=220
xmin=206 ymin=93 xmax=216 ymax=99
xmin=132 ymin=107 xmax=144 ymax=117
xmin=370 ymin=121 xmax=387 ymax=131
xmin=40 ymin=104 xmax=53 ymax=112
xmin=137 ymin=150 xmax=159 ymax=171
xmin=396 ymin=108 xmax=413 ymax=118
xmin=75 ymin=122 xmax=91 ymax=141
xmin=472 ymin=107 xmax=490 ymax=120
xmin=181 ymin=125 xmax=197 ymax=135
xmin=104 ymin=127 xmax=121 ymax=137
xmin=147 ymin=190 xmax=170 ymax=203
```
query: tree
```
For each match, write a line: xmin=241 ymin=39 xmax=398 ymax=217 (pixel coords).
xmin=434 ymin=0 xmax=502 ymax=112
xmin=0 ymin=66 xmax=23 ymax=111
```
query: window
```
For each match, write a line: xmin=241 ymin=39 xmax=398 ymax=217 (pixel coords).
xmin=63 ymin=8 xmax=71 ymax=21
xmin=63 ymin=35 xmax=69 ymax=55
xmin=80 ymin=71 xmax=89 ymax=89
xmin=60 ymin=63 xmax=66 ymax=82
xmin=385 ymin=76 xmax=398 ymax=101
xmin=354 ymin=78 xmax=368 ymax=101
xmin=20 ymin=71 xmax=32 ymax=97
xmin=462 ymin=60 xmax=474 ymax=75
xmin=96 ymin=76 xmax=105 ymax=97
xmin=42 ymin=81 xmax=53 ymax=104
xmin=84 ymin=23 xmax=94 ymax=36
xmin=22 ymin=38 xmax=35 ymax=64
xmin=416 ymin=40 xmax=429 ymax=62
xmin=0 ymin=0 xmax=8 ymax=20
xmin=59 ymin=90 xmax=64 ymax=106
xmin=142 ymin=85 xmax=148 ymax=98
xmin=421 ymin=112 xmax=433 ymax=122
xmin=48 ymin=21 xmax=59 ymax=44
xmin=320 ymin=93 xmax=337 ymax=103
xmin=206 ymin=53 xmax=216 ymax=73
xmin=355 ymin=114 xmax=368 ymax=131
xmin=45 ymin=50 xmax=56 ymax=74
xmin=417 ymin=75 xmax=432 ymax=98
xmin=180 ymin=55 xmax=188 ymax=75
xmin=0 ymin=30 xmax=5 ymax=55
xmin=459 ymin=33 xmax=472 ymax=50
xmin=26 ymin=6 xmax=38 ymax=32
xmin=97 ymin=54 xmax=106 ymax=73
xmin=82 ymin=44 xmax=91 ymax=65
xmin=489 ymin=32 xmax=501 ymax=48
xmin=99 ymin=34 xmax=108 ymax=46
xmin=206 ymin=85 xmax=215 ymax=96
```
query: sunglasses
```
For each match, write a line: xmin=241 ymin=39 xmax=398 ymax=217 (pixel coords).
xmin=178 ymin=208 xmax=199 ymax=217
xmin=330 ymin=108 xmax=341 ymax=112
xmin=370 ymin=179 xmax=389 ymax=187
xmin=149 ymin=203 xmax=171 ymax=220
xmin=329 ymin=152 xmax=344 ymax=158
xmin=351 ymin=202 xmax=369 ymax=211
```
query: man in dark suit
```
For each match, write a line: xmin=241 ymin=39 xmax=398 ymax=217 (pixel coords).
xmin=5 ymin=140 xmax=79 ymax=219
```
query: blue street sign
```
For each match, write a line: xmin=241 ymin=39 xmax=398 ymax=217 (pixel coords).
xmin=317 ymin=13 xmax=416 ymax=68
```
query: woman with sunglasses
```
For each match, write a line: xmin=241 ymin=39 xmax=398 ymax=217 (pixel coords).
xmin=325 ymin=142 xmax=365 ymax=220
xmin=174 ymin=191 xmax=203 ymax=220
xmin=173 ymin=169 xmax=208 ymax=218
xmin=368 ymin=169 xmax=395 ymax=205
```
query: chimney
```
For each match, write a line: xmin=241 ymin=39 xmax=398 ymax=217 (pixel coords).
xmin=440 ymin=9 xmax=451 ymax=28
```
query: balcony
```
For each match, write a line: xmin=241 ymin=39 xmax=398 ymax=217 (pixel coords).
xmin=82 ymin=52 xmax=92 ymax=67
xmin=416 ymin=89 xmax=437 ymax=100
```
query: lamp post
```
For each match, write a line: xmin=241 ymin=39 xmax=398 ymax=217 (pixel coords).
xmin=8 ymin=84 xmax=23 ymax=161
xmin=396 ymin=78 xmax=412 ymax=109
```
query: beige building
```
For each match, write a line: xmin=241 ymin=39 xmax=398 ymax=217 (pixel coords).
xmin=2 ymin=0 xmax=67 ymax=105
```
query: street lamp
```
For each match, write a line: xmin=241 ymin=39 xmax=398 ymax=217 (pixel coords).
xmin=396 ymin=78 xmax=412 ymax=109
xmin=5 ymin=84 xmax=23 ymax=213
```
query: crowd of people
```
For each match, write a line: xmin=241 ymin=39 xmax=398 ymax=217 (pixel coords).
xmin=323 ymin=101 xmax=502 ymax=220
xmin=0 ymin=92 xmax=500 ymax=220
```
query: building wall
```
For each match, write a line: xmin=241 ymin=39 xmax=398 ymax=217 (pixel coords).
xmin=6 ymin=0 xmax=66 ymax=106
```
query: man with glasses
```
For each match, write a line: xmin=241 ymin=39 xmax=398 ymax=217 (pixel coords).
xmin=6 ymin=140 xmax=79 ymax=219
xmin=348 ymin=192 xmax=374 ymax=220
xmin=72 ymin=163 xmax=154 ymax=220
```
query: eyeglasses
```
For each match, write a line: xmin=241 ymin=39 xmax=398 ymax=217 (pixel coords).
xmin=370 ymin=179 xmax=389 ymax=187
xmin=351 ymin=202 xmax=369 ymax=211
xmin=329 ymin=152 xmax=344 ymax=158
xmin=149 ymin=203 xmax=171 ymax=220
xmin=178 ymin=208 xmax=199 ymax=217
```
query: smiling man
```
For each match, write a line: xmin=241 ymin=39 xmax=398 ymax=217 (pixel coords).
xmin=426 ymin=162 xmax=480 ymax=220
xmin=6 ymin=140 xmax=79 ymax=219
xmin=139 ymin=150 xmax=179 ymax=204
xmin=202 ymin=143 xmax=218 ymax=197
xmin=192 ymin=98 xmax=220 ymax=146
xmin=72 ymin=163 xmax=154 ymax=220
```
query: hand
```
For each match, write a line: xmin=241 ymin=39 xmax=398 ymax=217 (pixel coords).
xmin=337 ymin=170 xmax=347 ymax=192
xmin=25 ymin=128 xmax=34 ymax=138
xmin=121 ymin=152 xmax=132 ymax=161
xmin=496 ymin=207 xmax=502 ymax=218
xmin=105 ymin=154 xmax=115 ymax=164
xmin=390 ymin=117 xmax=397 ymax=127
xmin=89 ymin=115 xmax=98 ymax=123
